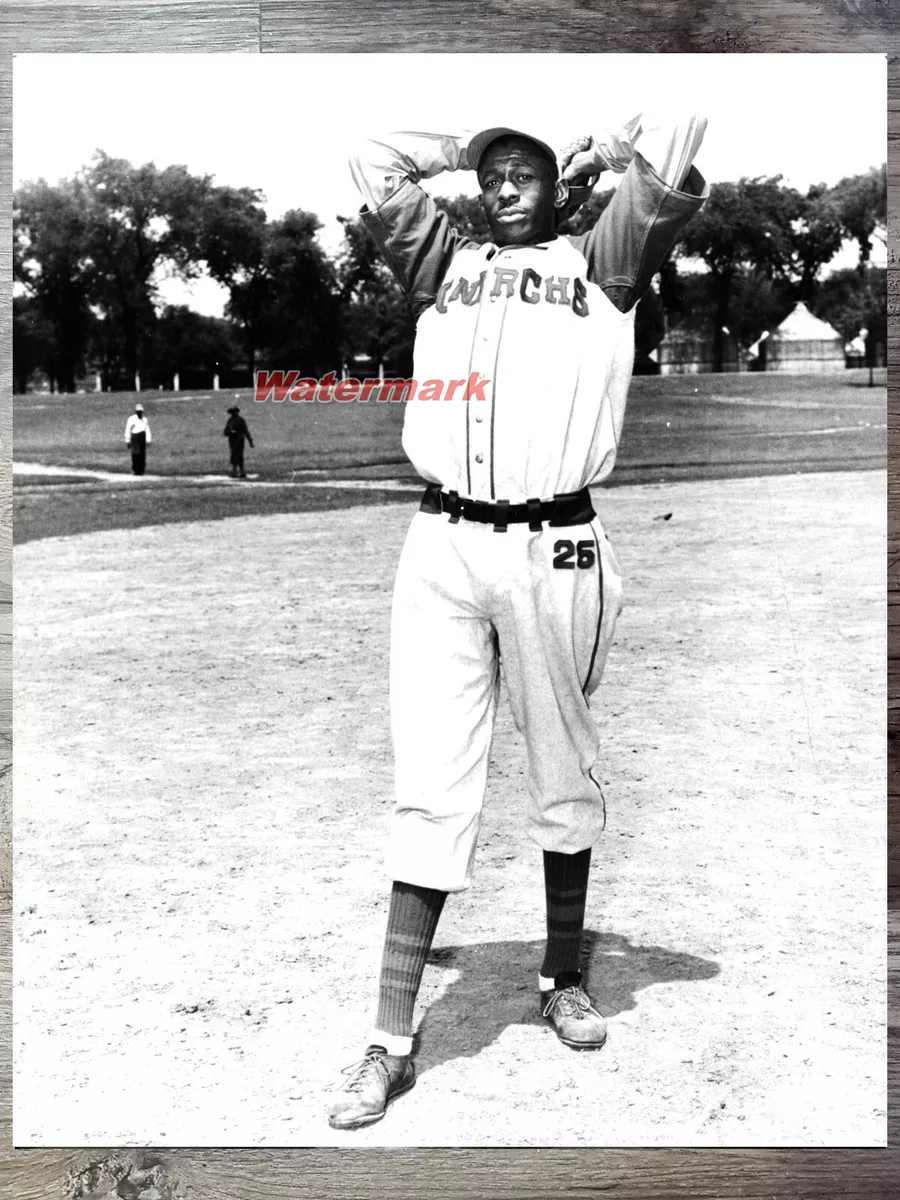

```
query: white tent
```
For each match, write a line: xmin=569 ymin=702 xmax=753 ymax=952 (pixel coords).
xmin=765 ymin=302 xmax=845 ymax=374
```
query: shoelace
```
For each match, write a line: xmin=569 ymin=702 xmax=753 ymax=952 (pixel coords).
xmin=335 ymin=1050 xmax=391 ymax=1093
xmin=543 ymin=986 xmax=592 ymax=1020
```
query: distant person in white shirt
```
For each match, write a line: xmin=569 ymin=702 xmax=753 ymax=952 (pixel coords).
xmin=124 ymin=403 xmax=152 ymax=475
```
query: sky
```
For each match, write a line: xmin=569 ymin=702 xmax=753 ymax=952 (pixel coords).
xmin=13 ymin=53 xmax=888 ymax=317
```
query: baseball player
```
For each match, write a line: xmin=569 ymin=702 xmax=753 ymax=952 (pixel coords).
xmin=223 ymin=405 xmax=254 ymax=478
xmin=124 ymin=402 xmax=151 ymax=475
xmin=327 ymin=110 xmax=708 ymax=1130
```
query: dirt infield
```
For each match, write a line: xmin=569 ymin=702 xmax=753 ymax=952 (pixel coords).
xmin=13 ymin=470 xmax=885 ymax=1147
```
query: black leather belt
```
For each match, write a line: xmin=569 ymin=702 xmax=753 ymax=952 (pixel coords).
xmin=420 ymin=484 xmax=594 ymax=532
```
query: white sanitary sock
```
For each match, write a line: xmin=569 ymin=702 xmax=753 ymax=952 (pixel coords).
xmin=369 ymin=1029 xmax=413 ymax=1056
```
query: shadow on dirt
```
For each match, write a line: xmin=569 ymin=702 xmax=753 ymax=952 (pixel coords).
xmin=413 ymin=929 xmax=719 ymax=1071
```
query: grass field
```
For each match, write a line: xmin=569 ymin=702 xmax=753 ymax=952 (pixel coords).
xmin=13 ymin=370 xmax=886 ymax=543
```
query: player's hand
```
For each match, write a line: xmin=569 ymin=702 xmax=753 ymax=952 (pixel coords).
xmin=558 ymin=135 xmax=601 ymax=186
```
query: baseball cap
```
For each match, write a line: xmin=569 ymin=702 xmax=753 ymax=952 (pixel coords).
xmin=227 ymin=405 xmax=240 ymax=413
xmin=467 ymin=127 xmax=558 ymax=176
xmin=134 ymin=403 xmax=144 ymax=412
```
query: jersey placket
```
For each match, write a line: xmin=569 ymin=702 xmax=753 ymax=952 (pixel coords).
xmin=467 ymin=256 xmax=507 ymax=500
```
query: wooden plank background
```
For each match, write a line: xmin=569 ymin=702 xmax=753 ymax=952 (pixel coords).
xmin=0 ymin=4 xmax=896 ymax=1196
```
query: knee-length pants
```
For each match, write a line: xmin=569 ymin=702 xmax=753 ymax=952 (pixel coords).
xmin=386 ymin=506 xmax=624 ymax=893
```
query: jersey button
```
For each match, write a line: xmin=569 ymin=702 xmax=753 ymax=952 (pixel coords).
xmin=475 ymin=414 xmax=484 ymax=423
xmin=474 ymin=453 xmax=484 ymax=463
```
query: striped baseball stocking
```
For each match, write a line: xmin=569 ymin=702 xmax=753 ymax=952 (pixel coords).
xmin=373 ymin=881 xmax=447 ymax=1041
xmin=540 ymin=847 xmax=591 ymax=985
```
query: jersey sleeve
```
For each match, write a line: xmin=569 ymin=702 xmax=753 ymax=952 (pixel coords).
xmin=351 ymin=133 xmax=479 ymax=320
xmin=359 ymin=181 xmax=477 ymax=320
xmin=570 ymin=112 xmax=709 ymax=312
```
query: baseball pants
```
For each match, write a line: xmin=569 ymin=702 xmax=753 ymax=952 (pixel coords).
xmin=229 ymin=440 xmax=246 ymax=475
xmin=387 ymin=504 xmax=624 ymax=893
xmin=130 ymin=432 xmax=147 ymax=476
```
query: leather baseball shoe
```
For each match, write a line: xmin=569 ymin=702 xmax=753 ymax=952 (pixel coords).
xmin=541 ymin=984 xmax=608 ymax=1049
xmin=326 ymin=1045 xmax=416 ymax=1130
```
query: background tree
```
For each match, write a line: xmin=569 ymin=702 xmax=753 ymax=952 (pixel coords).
xmin=788 ymin=184 xmax=846 ymax=304
xmin=14 ymin=177 xmax=94 ymax=392
xmin=813 ymin=265 xmax=886 ymax=347
xmin=197 ymin=184 xmax=269 ymax=380
xmin=337 ymin=216 xmax=415 ymax=377
xmin=149 ymin=306 xmax=244 ymax=388
xmin=831 ymin=165 xmax=887 ymax=274
xmin=12 ymin=295 xmax=58 ymax=393
xmin=87 ymin=310 xmax=125 ymax=392
xmin=80 ymin=152 xmax=212 ymax=387
xmin=676 ymin=176 xmax=799 ymax=371
xmin=726 ymin=270 xmax=793 ymax=349
xmin=259 ymin=209 xmax=342 ymax=378
xmin=829 ymin=165 xmax=887 ymax=378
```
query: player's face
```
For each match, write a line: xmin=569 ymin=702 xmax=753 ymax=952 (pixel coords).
xmin=478 ymin=138 xmax=562 ymax=247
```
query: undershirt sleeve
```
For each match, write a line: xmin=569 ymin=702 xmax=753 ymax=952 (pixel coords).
xmin=350 ymin=132 xmax=478 ymax=320
xmin=571 ymin=154 xmax=708 ymax=313
xmin=359 ymin=180 xmax=475 ymax=321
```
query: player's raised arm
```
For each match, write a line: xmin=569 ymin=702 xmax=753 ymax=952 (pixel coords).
xmin=562 ymin=111 xmax=709 ymax=312
xmin=560 ymin=111 xmax=707 ymax=193
xmin=349 ymin=132 xmax=479 ymax=319
xmin=350 ymin=131 xmax=473 ymax=211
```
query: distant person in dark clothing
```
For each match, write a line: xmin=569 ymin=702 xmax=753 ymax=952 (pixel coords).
xmin=224 ymin=405 xmax=254 ymax=478
xmin=124 ymin=403 xmax=152 ymax=475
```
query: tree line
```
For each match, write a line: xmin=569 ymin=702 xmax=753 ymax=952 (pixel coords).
xmin=13 ymin=152 xmax=886 ymax=392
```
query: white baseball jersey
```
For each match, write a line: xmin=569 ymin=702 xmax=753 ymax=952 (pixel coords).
xmin=124 ymin=413 xmax=151 ymax=444
xmin=350 ymin=116 xmax=708 ymax=893
xmin=352 ymin=115 xmax=708 ymax=504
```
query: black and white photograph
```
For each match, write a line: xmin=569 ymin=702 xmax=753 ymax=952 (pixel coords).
xmin=11 ymin=51 xmax=887 ymax=1148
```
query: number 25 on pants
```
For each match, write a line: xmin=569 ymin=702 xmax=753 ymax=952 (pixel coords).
xmin=552 ymin=539 xmax=596 ymax=570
